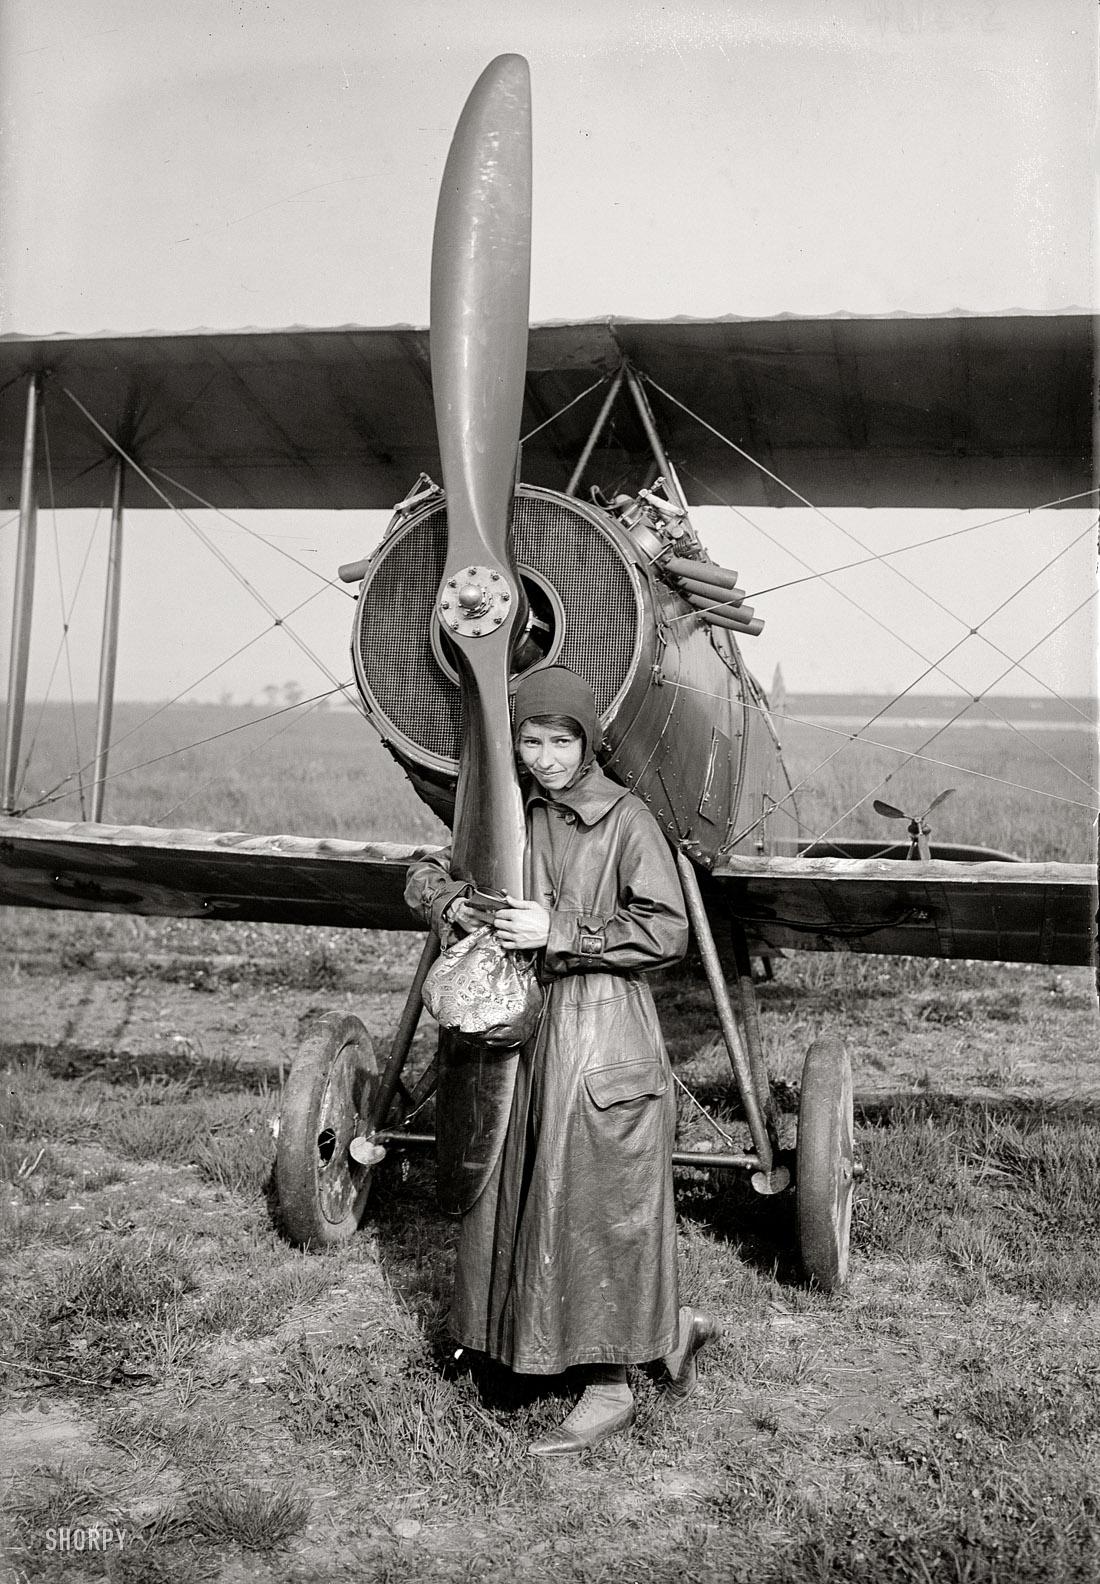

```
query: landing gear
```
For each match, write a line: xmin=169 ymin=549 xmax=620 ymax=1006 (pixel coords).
xmin=276 ymin=1013 xmax=381 ymax=1248
xmin=796 ymin=1036 xmax=855 ymax=1292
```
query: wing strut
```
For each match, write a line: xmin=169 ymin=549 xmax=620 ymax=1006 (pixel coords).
xmin=90 ymin=457 xmax=126 ymax=822
xmin=3 ymin=373 xmax=40 ymax=814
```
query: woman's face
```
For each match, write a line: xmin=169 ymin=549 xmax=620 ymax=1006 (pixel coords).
xmin=516 ymin=721 xmax=584 ymax=791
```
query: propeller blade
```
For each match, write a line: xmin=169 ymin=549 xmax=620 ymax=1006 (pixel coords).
xmin=431 ymin=53 xmax=532 ymax=898
xmin=924 ymin=787 xmax=957 ymax=816
xmin=873 ymin=800 xmax=907 ymax=820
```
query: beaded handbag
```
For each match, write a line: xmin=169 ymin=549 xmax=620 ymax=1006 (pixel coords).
xmin=422 ymin=927 xmax=543 ymax=1048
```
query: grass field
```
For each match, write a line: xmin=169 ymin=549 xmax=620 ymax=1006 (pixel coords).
xmin=1 ymin=701 xmax=1097 ymax=1581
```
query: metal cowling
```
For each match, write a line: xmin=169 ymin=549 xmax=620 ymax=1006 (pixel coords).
xmin=351 ymin=486 xmax=645 ymax=775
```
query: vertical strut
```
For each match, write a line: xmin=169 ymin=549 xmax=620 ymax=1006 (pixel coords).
xmin=91 ymin=457 xmax=126 ymax=822
xmin=566 ymin=367 xmax=624 ymax=497
xmin=675 ymin=849 xmax=773 ymax=1174
xmin=623 ymin=364 xmax=689 ymax=512
xmin=2 ymin=374 xmax=41 ymax=814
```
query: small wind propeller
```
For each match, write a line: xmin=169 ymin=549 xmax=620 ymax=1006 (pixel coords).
xmin=873 ymin=789 xmax=955 ymax=860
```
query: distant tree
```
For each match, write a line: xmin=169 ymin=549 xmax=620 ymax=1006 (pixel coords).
xmin=770 ymin=663 xmax=787 ymax=716
xmin=261 ymin=684 xmax=280 ymax=709
xmin=283 ymin=680 xmax=304 ymax=708
xmin=218 ymin=690 xmax=233 ymax=707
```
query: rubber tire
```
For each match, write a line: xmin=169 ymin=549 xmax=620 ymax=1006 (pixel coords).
xmin=796 ymin=1035 xmax=854 ymax=1292
xmin=276 ymin=1013 xmax=380 ymax=1249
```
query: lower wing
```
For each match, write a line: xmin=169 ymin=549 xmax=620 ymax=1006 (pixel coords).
xmin=708 ymin=853 xmax=1097 ymax=968
xmin=2 ymin=817 xmax=1095 ymax=967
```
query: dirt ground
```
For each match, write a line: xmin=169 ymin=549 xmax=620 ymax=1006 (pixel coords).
xmin=2 ymin=909 xmax=1098 ymax=1582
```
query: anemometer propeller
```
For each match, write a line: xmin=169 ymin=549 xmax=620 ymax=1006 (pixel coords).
xmin=873 ymin=789 xmax=956 ymax=861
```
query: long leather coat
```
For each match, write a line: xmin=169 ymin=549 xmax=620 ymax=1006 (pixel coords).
xmin=405 ymin=763 xmax=689 ymax=1373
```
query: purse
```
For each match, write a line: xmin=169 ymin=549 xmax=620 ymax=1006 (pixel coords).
xmin=421 ymin=927 xmax=543 ymax=1048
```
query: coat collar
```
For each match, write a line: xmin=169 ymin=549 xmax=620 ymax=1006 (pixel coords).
xmin=524 ymin=763 xmax=631 ymax=826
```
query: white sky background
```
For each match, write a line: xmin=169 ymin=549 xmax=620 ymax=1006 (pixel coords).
xmin=0 ymin=0 xmax=1095 ymax=704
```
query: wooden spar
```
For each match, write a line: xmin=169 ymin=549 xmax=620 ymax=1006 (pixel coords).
xmin=623 ymin=364 xmax=689 ymax=512
xmin=565 ymin=366 xmax=624 ymax=497
xmin=2 ymin=374 xmax=40 ymax=814
xmin=90 ymin=458 xmax=125 ymax=822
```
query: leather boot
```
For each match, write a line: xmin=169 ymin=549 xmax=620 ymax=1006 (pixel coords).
xmin=663 ymin=1305 xmax=721 ymax=1401
xmin=527 ymin=1381 xmax=635 ymax=1457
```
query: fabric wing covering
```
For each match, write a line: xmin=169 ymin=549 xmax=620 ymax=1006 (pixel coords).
xmin=0 ymin=313 xmax=1091 ymax=511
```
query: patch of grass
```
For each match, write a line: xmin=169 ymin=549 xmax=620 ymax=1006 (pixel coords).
xmin=192 ymin=1261 xmax=335 ymax=1339
xmin=3 ymin=1234 xmax=199 ymax=1388
xmin=185 ymin=1480 xmax=310 ymax=1551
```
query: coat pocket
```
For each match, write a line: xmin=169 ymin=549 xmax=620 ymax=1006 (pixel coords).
xmin=584 ymin=1059 xmax=668 ymax=1110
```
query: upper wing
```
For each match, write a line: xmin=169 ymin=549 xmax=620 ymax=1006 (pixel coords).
xmin=0 ymin=816 xmax=435 ymax=930
xmin=708 ymin=854 xmax=1097 ymax=968
xmin=1 ymin=313 xmax=1089 ymax=511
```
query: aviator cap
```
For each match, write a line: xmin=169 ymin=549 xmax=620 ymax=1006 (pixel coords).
xmin=512 ymin=665 xmax=600 ymax=766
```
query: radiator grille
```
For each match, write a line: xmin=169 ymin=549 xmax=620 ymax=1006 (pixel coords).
xmin=353 ymin=490 xmax=642 ymax=770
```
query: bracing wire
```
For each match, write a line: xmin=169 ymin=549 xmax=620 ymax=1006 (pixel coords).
xmin=145 ymin=465 xmax=357 ymax=599
xmin=62 ymin=388 xmax=363 ymax=714
xmin=16 ymin=500 xmax=105 ymax=805
xmin=16 ymin=580 xmax=340 ymax=817
xmin=151 ymin=684 xmax=347 ymax=825
xmin=667 ymin=432 xmax=1096 ymax=768
xmin=678 ymin=456 xmax=1098 ymax=798
xmin=18 ymin=684 xmax=351 ymax=818
xmin=649 ymin=372 xmax=1097 ymax=725
xmin=665 ymin=676 xmax=1098 ymax=822
xmin=800 ymin=596 xmax=1100 ymax=850
xmin=520 ymin=374 xmax=609 ymax=444
xmin=21 ymin=398 xmax=90 ymax=816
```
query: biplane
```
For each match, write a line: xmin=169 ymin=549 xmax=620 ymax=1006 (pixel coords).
xmin=0 ymin=56 xmax=1095 ymax=1289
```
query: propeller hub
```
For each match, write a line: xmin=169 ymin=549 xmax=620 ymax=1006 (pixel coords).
xmin=439 ymin=562 xmax=513 ymax=636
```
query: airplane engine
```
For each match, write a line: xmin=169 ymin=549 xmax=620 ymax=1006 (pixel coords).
xmin=350 ymin=482 xmax=793 ymax=863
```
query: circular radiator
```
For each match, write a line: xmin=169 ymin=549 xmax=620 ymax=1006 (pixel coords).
xmin=352 ymin=487 xmax=645 ymax=773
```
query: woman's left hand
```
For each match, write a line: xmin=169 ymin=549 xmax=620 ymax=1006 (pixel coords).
xmin=493 ymin=896 xmax=550 ymax=951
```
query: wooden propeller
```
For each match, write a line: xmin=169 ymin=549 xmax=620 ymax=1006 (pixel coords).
xmin=428 ymin=54 xmax=532 ymax=1213
xmin=430 ymin=53 xmax=531 ymax=898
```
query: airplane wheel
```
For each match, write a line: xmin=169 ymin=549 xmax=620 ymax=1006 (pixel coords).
xmin=796 ymin=1035 xmax=854 ymax=1292
xmin=276 ymin=1013 xmax=381 ymax=1249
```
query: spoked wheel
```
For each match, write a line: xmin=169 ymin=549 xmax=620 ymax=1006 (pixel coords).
xmin=276 ymin=1013 xmax=381 ymax=1249
xmin=796 ymin=1035 xmax=855 ymax=1291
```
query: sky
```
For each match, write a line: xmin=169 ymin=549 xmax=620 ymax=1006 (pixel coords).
xmin=0 ymin=0 xmax=1095 ymax=706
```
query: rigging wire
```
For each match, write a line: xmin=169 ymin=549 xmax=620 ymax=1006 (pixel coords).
xmin=678 ymin=455 xmax=1098 ymax=801
xmin=145 ymin=465 xmax=357 ymax=599
xmin=17 ymin=399 xmax=91 ymax=816
xmin=664 ymin=675 xmax=1098 ymax=821
xmin=15 ymin=581 xmax=339 ymax=817
xmin=748 ymin=490 xmax=1100 ymax=602
xmin=648 ymin=373 xmax=1096 ymax=724
xmin=62 ymin=388 xmax=363 ymax=714
xmin=520 ymin=374 xmax=609 ymax=444
xmin=680 ymin=494 xmax=1098 ymax=798
xmin=801 ymin=595 xmax=1100 ymax=850
xmin=152 ymin=684 xmax=349 ymax=825
xmin=16 ymin=502 xmax=105 ymax=807
xmin=18 ymin=684 xmax=352 ymax=817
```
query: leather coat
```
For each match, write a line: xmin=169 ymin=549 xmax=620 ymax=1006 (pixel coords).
xmin=405 ymin=763 xmax=689 ymax=1372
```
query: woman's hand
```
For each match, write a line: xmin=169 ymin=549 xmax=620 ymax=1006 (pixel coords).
xmin=447 ymin=898 xmax=486 ymax=934
xmin=493 ymin=896 xmax=550 ymax=951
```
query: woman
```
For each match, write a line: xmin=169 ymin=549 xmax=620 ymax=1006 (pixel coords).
xmin=405 ymin=665 xmax=718 ymax=1454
